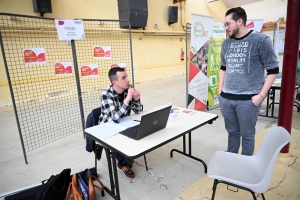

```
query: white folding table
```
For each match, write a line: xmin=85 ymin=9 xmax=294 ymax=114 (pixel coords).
xmin=85 ymin=106 xmax=218 ymax=200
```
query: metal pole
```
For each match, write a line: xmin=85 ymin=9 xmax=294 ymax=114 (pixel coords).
xmin=186 ymin=23 xmax=191 ymax=108
xmin=278 ymin=0 xmax=300 ymax=153
xmin=71 ymin=40 xmax=86 ymax=137
xmin=128 ymin=21 xmax=135 ymax=88
xmin=0 ymin=32 xmax=28 ymax=164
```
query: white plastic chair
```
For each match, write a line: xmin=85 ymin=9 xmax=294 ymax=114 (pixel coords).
xmin=207 ymin=126 xmax=291 ymax=200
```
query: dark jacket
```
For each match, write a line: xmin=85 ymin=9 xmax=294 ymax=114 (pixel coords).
xmin=85 ymin=107 xmax=103 ymax=160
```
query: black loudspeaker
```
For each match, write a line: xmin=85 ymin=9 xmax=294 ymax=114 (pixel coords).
xmin=168 ymin=6 xmax=178 ymax=25
xmin=117 ymin=0 xmax=148 ymax=29
xmin=32 ymin=0 xmax=52 ymax=13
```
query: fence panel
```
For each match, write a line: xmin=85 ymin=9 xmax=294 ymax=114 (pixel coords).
xmin=0 ymin=13 xmax=133 ymax=163
xmin=75 ymin=19 xmax=133 ymax=118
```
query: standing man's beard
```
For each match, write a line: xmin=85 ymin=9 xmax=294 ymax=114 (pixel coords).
xmin=229 ymin=26 xmax=239 ymax=39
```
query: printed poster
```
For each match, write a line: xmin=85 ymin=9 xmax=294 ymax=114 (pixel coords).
xmin=55 ymin=62 xmax=72 ymax=76
xmin=111 ymin=63 xmax=126 ymax=71
xmin=23 ymin=48 xmax=46 ymax=64
xmin=55 ymin=19 xmax=85 ymax=40
xmin=94 ymin=46 xmax=111 ymax=59
xmin=81 ymin=64 xmax=99 ymax=78
xmin=246 ymin=19 xmax=264 ymax=33
xmin=207 ymin=21 xmax=226 ymax=108
xmin=188 ymin=14 xmax=213 ymax=111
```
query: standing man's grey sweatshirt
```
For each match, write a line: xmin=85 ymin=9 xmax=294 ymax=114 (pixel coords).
xmin=220 ymin=30 xmax=279 ymax=98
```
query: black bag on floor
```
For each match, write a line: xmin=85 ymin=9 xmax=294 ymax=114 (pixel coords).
xmin=5 ymin=168 xmax=71 ymax=200
xmin=35 ymin=168 xmax=71 ymax=200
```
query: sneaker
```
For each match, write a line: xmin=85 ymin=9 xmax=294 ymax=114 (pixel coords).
xmin=117 ymin=162 xmax=135 ymax=179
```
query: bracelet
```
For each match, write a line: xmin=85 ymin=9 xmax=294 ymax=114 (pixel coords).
xmin=258 ymin=94 xmax=264 ymax=98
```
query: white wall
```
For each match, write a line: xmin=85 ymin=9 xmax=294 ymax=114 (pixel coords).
xmin=242 ymin=0 xmax=297 ymax=72
xmin=242 ymin=0 xmax=287 ymax=23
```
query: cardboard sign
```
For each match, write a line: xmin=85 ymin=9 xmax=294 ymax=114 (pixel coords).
xmin=55 ymin=19 xmax=85 ymax=40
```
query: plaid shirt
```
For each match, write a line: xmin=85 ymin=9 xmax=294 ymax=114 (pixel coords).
xmin=98 ymin=85 xmax=143 ymax=124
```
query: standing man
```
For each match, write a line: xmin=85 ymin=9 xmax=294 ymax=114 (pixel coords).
xmin=218 ymin=7 xmax=279 ymax=155
xmin=99 ymin=67 xmax=143 ymax=179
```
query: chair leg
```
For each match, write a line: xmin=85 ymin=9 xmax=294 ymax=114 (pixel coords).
xmin=250 ymin=191 xmax=257 ymax=200
xmin=211 ymin=179 xmax=218 ymax=200
xmin=95 ymin=155 xmax=97 ymax=170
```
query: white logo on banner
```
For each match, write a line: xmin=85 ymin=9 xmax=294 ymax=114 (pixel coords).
xmin=190 ymin=14 xmax=213 ymax=54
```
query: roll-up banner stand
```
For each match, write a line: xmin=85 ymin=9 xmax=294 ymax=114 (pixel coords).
xmin=207 ymin=21 xmax=226 ymax=109
xmin=188 ymin=14 xmax=213 ymax=111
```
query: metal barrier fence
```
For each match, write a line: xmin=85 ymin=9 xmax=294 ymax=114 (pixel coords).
xmin=0 ymin=13 xmax=133 ymax=164
xmin=185 ymin=23 xmax=191 ymax=107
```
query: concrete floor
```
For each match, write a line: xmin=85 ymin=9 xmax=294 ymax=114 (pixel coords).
xmin=0 ymin=75 xmax=299 ymax=200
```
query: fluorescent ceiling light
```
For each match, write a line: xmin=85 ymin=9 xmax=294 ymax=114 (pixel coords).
xmin=207 ymin=0 xmax=219 ymax=3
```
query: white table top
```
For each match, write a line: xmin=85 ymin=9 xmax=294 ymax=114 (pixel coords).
xmin=85 ymin=106 xmax=218 ymax=158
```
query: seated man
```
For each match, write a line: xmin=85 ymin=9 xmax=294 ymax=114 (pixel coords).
xmin=99 ymin=67 xmax=143 ymax=179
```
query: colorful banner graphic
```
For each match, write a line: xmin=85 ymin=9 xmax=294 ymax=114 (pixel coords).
xmin=246 ymin=19 xmax=264 ymax=33
xmin=207 ymin=21 xmax=226 ymax=108
xmin=94 ymin=46 xmax=111 ymax=59
xmin=80 ymin=64 xmax=99 ymax=78
xmin=23 ymin=48 xmax=46 ymax=64
xmin=188 ymin=14 xmax=213 ymax=111
xmin=55 ymin=62 xmax=72 ymax=76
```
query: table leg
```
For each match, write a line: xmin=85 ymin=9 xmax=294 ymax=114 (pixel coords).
xmin=183 ymin=134 xmax=186 ymax=153
xmin=266 ymin=89 xmax=270 ymax=117
xmin=111 ymin=152 xmax=120 ymax=200
xmin=271 ymin=89 xmax=276 ymax=118
xmin=260 ymin=88 xmax=278 ymax=119
xmin=105 ymin=148 xmax=115 ymax=194
xmin=170 ymin=132 xmax=207 ymax=173
xmin=144 ymin=154 xmax=148 ymax=171
xmin=102 ymin=148 xmax=119 ymax=200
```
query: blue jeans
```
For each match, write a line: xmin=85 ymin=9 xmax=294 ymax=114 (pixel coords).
xmin=219 ymin=95 xmax=261 ymax=155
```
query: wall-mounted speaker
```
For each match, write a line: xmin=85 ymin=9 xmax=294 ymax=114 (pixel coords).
xmin=168 ymin=6 xmax=178 ymax=26
xmin=32 ymin=0 xmax=52 ymax=15
xmin=117 ymin=0 xmax=148 ymax=29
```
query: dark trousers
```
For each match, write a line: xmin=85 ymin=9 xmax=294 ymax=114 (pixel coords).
xmin=115 ymin=153 xmax=134 ymax=167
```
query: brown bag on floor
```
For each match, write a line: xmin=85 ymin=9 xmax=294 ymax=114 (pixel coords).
xmin=88 ymin=174 xmax=105 ymax=200
xmin=81 ymin=168 xmax=105 ymax=200
xmin=65 ymin=174 xmax=83 ymax=200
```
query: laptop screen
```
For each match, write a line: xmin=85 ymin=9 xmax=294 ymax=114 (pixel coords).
xmin=136 ymin=105 xmax=171 ymax=139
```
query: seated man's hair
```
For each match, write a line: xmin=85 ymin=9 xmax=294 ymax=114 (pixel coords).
xmin=225 ymin=7 xmax=247 ymax=26
xmin=108 ymin=67 xmax=125 ymax=83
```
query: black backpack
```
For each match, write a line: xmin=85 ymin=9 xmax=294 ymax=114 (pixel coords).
xmin=35 ymin=168 xmax=71 ymax=200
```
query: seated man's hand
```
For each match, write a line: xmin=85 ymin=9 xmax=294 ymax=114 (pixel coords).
xmin=127 ymin=88 xmax=135 ymax=100
xmin=124 ymin=88 xmax=135 ymax=104
xmin=133 ymin=90 xmax=141 ymax=102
